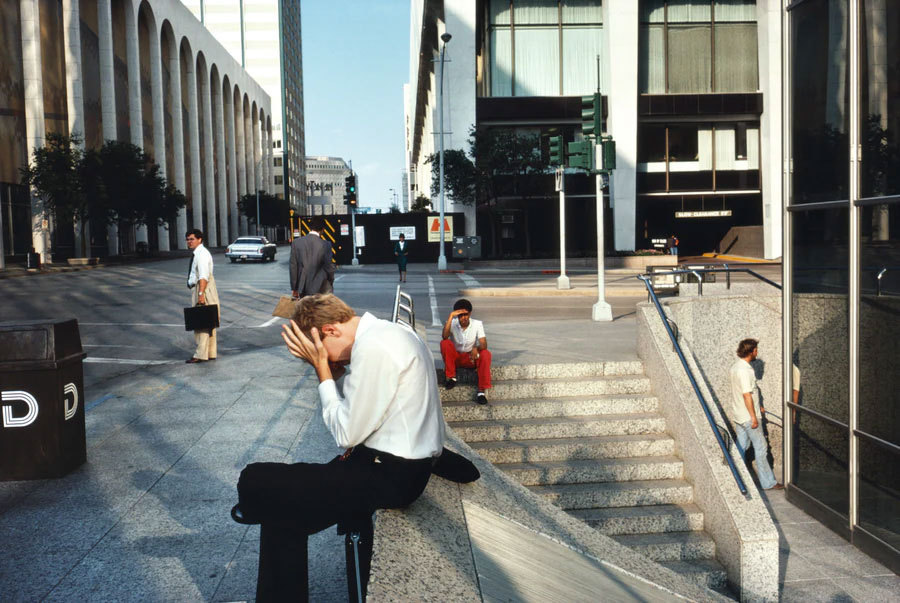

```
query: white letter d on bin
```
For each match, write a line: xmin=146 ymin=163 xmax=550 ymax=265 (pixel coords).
xmin=2 ymin=391 xmax=39 ymax=428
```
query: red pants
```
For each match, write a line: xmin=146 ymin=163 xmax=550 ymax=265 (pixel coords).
xmin=440 ymin=339 xmax=492 ymax=390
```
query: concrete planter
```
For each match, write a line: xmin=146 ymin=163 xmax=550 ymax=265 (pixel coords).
xmin=66 ymin=257 xmax=100 ymax=266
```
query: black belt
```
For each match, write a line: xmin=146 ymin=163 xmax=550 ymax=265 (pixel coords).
xmin=343 ymin=445 xmax=438 ymax=468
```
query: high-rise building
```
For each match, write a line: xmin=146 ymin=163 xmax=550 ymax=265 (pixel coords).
xmin=182 ymin=0 xmax=306 ymax=209
xmin=304 ymin=156 xmax=351 ymax=216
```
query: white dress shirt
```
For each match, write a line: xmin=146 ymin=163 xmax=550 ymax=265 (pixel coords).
xmin=449 ymin=317 xmax=486 ymax=353
xmin=188 ymin=243 xmax=214 ymax=288
xmin=317 ymin=312 xmax=445 ymax=459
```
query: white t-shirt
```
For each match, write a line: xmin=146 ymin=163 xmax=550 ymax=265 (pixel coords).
xmin=449 ymin=317 xmax=486 ymax=353
xmin=317 ymin=312 xmax=445 ymax=459
xmin=729 ymin=357 xmax=758 ymax=424
xmin=188 ymin=243 xmax=214 ymax=287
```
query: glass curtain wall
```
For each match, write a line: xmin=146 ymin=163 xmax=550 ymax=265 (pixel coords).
xmin=786 ymin=0 xmax=900 ymax=573
xmin=488 ymin=0 xmax=604 ymax=97
xmin=639 ymin=0 xmax=758 ymax=94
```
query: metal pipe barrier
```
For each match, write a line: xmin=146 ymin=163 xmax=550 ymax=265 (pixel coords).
xmin=877 ymin=268 xmax=887 ymax=296
xmin=637 ymin=274 xmax=749 ymax=495
xmin=391 ymin=285 xmax=416 ymax=329
xmin=645 ymin=267 xmax=782 ymax=301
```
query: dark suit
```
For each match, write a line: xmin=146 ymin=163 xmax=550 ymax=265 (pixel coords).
xmin=289 ymin=232 xmax=335 ymax=297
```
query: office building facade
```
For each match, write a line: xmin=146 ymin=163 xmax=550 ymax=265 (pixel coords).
xmin=406 ymin=0 xmax=782 ymax=258
xmin=1 ymin=0 xmax=272 ymax=261
xmin=304 ymin=156 xmax=350 ymax=216
xmin=783 ymin=0 xmax=899 ymax=573
xmin=182 ymin=0 xmax=306 ymax=209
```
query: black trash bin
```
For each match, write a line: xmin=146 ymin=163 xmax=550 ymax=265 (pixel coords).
xmin=26 ymin=250 xmax=41 ymax=270
xmin=0 ymin=319 xmax=87 ymax=480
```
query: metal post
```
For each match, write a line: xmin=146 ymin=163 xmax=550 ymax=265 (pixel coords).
xmin=557 ymin=167 xmax=569 ymax=289
xmin=0 ymin=187 xmax=5 ymax=270
xmin=350 ymin=204 xmax=358 ymax=266
xmin=437 ymin=34 xmax=450 ymax=271
xmin=592 ymin=146 xmax=612 ymax=321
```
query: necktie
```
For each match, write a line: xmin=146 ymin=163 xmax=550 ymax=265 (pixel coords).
xmin=187 ymin=254 xmax=194 ymax=289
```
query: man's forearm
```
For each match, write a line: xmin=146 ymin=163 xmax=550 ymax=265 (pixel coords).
xmin=743 ymin=393 xmax=757 ymax=422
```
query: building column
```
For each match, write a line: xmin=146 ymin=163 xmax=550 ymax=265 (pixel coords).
xmin=605 ymin=2 xmax=638 ymax=251
xmin=169 ymin=40 xmax=187 ymax=248
xmin=243 ymin=107 xmax=252 ymax=234
xmin=267 ymin=125 xmax=275 ymax=194
xmin=21 ymin=0 xmax=50 ymax=263
xmin=759 ymin=0 xmax=783 ymax=259
xmin=186 ymin=60 xmax=203 ymax=232
xmin=98 ymin=0 xmax=118 ymax=255
xmin=125 ymin=3 xmax=146 ymax=247
xmin=225 ymin=89 xmax=239 ymax=241
xmin=214 ymin=83 xmax=228 ymax=243
xmin=201 ymin=72 xmax=217 ymax=245
xmin=63 ymin=0 xmax=89 ymax=257
xmin=252 ymin=110 xmax=260 ymax=234
xmin=235 ymin=101 xmax=247 ymax=235
xmin=261 ymin=122 xmax=269 ymax=194
xmin=149 ymin=22 xmax=169 ymax=251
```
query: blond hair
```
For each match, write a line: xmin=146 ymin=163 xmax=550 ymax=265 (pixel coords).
xmin=292 ymin=294 xmax=356 ymax=339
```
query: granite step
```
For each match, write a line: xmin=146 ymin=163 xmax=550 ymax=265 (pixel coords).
xmin=610 ymin=531 xmax=718 ymax=562
xmin=451 ymin=413 xmax=668 ymax=443
xmin=529 ymin=479 xmax=695 ymax=510
xmin=438 ymin=360 xmax=644 ymax=382
xmin=567 ymin=504 xmax=705 ymax=536
xmin=469 ymin=433 xmax=676 ymax=464
xmin=659 ymin=559 xmax=729 ymax=592
xmin=441 ymin=393 xmax=659 ymax=422
xmin=440 ymin=375 xmax=652 ymax=403
xmin=499 ymin=456 xmax=684 ymax=486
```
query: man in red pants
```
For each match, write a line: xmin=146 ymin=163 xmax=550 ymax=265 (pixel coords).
xmin=441 ymin=298 xmax=492 ymax=404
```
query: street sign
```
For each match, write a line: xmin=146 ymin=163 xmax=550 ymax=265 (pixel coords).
xmin=427 ymin=216 xmax=453 ymax=242
xmin=390 ymin=226 xmax=416 ymax=240
xmin=355 ymin=226 xmax=365 ymax=247
xmin=340 ymin=224 xmax=349 ymax=236
xmin=675 ymin=210 xmax=732 ymax=218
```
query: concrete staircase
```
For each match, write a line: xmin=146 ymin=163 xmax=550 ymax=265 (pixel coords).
xmin=441 ymin=361 xmax=729 ymax=592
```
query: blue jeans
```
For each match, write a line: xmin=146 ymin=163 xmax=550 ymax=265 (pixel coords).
xmin=670 ymin=247 xmax=678 ymax=255
xmin=734 ymin=421 xmax=777 ymax=489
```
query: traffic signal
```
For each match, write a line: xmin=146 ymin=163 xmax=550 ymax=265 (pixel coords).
xmin=581 ymin=92 xmax=601 ymax=139
xmin=566 ymin=140 xmax=593 ymax=171
xmin=549 ymin=135 xmax=564 ymax=167
xmin=344 ymin=174 xmax=357 ymax=207
xmin=600 ymin=138 xmax=617 ymax=171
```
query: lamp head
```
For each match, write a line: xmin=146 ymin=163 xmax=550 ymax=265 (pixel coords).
xmin=441 ymin=33 xmax=452 ymax=43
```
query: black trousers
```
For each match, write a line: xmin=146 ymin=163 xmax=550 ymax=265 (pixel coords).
xmin=237 ymin=446 xmax=433 ymax=602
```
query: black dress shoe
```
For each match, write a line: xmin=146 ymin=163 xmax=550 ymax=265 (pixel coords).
xmin=186 ymin=358 xmax=207 ymax=364
xmin=476 ymin=392 xmax=488 ymax=405
xmin=445 ymin=378 xmax=457 ymax=390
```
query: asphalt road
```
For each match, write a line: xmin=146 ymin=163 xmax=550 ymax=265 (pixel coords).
xmin=0 ymin=248 xmax=646 ymax=394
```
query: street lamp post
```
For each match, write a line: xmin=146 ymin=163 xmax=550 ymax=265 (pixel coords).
xmin=255 ymin=158 xmax=261 ymax=237
xmin=437 ymin=32 xmax=451 ymax=271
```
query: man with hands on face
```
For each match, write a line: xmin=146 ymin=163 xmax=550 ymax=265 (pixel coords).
xmin=235 ymin=294 xmax=445 ymax=601
xmin=729 ymin=338 xmax=782 ymax=491
xmin=441 ymin=298 xmax=492 ymax=405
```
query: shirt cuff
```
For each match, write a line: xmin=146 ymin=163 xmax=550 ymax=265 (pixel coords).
xmin=318 ymin=379 xmax=339 ymax=406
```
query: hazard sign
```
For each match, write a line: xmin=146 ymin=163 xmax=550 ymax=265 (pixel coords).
xmin=427 ymin=215 xmax=454 ymax=242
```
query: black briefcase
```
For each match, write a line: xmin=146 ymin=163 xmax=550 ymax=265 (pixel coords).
xmin=184 ymin=304 xmax=220 ymax=331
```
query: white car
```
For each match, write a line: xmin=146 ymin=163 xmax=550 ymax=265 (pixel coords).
xmin=225 ymin=236 xmax=277 ymax=262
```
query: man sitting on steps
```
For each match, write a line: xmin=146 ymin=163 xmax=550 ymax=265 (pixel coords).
xmin=441 ymin=298 xmax=492 ymax=405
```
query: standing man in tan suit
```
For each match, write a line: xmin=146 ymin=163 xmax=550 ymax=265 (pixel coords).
xmin=186 ymin=229 xmax=220 ymax=363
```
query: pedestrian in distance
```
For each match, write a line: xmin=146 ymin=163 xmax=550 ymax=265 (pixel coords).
xmin=185 ymin=229 xmax=219 ymax=363
xmin=394 ymin=232 xmax=409 ymax=282
xmin=729 ymin=338 xmax=783 ymax=490
xmin=666 ymin=234 xmax=679 ymax=256
xmin=234 ymin=294 xmax=445 ymax=601
xmin=290 ymin=217 xmax=335 ymax=299
xmin=441 ymin=298 xmax=492 ymax=405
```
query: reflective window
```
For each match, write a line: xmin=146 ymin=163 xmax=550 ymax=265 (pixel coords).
xmin=859 ymin=3 xmax=900 ymax=199
xmin=792 ymin=414 xmax=849 ymax=517
xmin=487 ymin=0 xmax=605 ymax=97
xmin=639 ymin=0 xmax=758 ymax=94
xmin=790 ymin=0 xmax=849 ymax=204
xmin=858 ymin=201 xmax=900 ymax=446
xmin=857 ymin=439 xmax=900 ymax=551
xmin=791 ymin=208 xmax=849 ymax=424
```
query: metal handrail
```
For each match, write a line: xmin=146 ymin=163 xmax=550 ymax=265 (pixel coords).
xmin=637 ymin=274 xmax=749 ymax=495
xmin=392 ymin=285 xmax=415 ymax=329
xmin=877 ymin=268 xmax=887 ymax=296
xmin=646 ymin=267 xmax=782 ymax=298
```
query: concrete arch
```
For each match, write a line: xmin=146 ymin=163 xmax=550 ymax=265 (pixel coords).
xmin=210 ymin=63 xmax=228 ymax=244
xmin=251 ymin=100 xmax=259 ymax=220
xmin=160 ymin=19 xmax=186 ymax=248
xmin=195 ymin=51 xmax=215 ymax=243
xmin=180 ymin=36 xmax=201 ymax=232
xmin=223 ymin=74 xmax=239 ymax=240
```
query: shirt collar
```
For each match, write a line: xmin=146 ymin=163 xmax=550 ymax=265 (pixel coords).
xmin=356 ymin=312 xmax=377 ymax=339
xmin=193 ymin=243 xmax=206 ymax=255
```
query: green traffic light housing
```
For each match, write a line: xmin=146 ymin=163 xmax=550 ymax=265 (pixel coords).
xmin=548 ymin=135 xmax=564 ymax=167
xmin=581 ymin=93 xmax=602 ymax=139
xmin=345 ymin=174 xmax=357 ymax=206
xmin=566 ymin=140 xmax=593 ymax=171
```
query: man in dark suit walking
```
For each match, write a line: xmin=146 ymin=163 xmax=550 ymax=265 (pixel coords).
xmin=290 ymin=217 xmax=335 ymax=299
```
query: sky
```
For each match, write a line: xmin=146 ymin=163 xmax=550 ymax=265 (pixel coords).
xmin=300 ymin=0 xmax=410 ymax=212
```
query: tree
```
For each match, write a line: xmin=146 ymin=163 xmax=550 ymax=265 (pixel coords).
xmin=20 ymin=133 xmax=91 ymax=256
xmin=410 ymin=194 xmax=431 ymax=213
xmin=239 ymin=190 xmax=287 ymax=228
xmin=425 ymin=149 xmax=476 ymax=206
